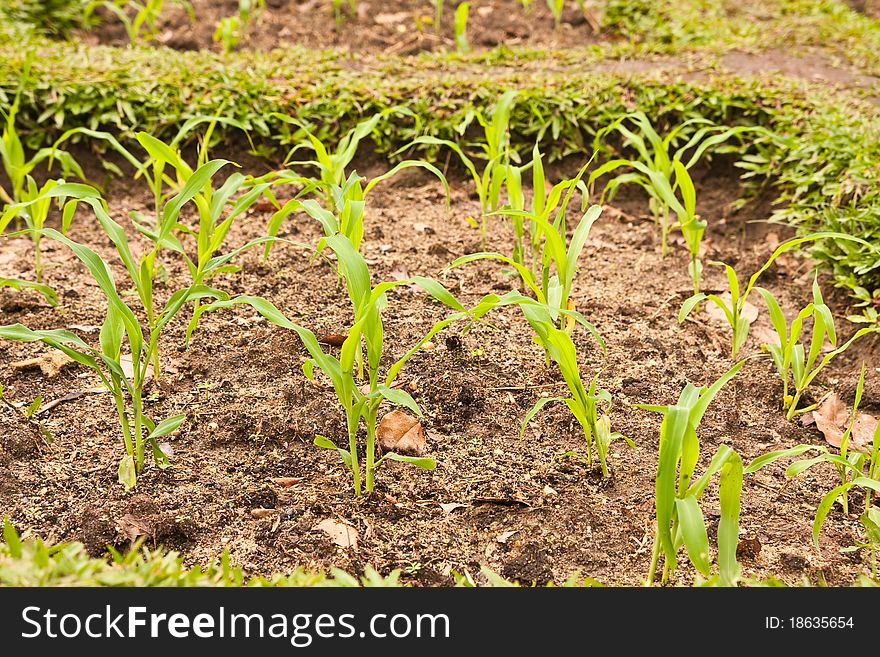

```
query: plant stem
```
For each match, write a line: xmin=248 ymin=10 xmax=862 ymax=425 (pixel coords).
xmin=346 ymin=408 xmax=361 ymax=496
xmin=113 ymin=381 xmax=134 ymax=461
xmin=133 ymin=388 xmax=145 ymax=474
xmin=786 ymin=391 xmax=802 ymax=421
xmin=364 ymin=404 xmax=378 ymax=493
xmin=33 ymin=232 xmax=42 ymax=284
xmin=660 ymin=206 xmax=669 ymax=257
xmin=647 ymin=537 xmax=661 ymax=586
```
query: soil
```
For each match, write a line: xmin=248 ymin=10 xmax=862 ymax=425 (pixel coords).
xmin=1 ymin=148 xmax=878 ymax=587
xmin=81 ymin=0 xmax=609 ymax=54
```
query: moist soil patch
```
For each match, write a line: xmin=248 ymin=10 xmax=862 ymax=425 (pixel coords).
xmin=1 ymin=154 xmax=878 ymax=586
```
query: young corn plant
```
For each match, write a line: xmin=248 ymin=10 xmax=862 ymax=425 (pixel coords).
xmin=429 ymin=0 xmax=443 ymax=32
xmin=0 ymin=178 xmax=72 ymax=284
xmin=746 ymin=372 xmax=880 ymax=577
xmin=635 ymin=360 xmax=746 ymax=586
xmin=213 ymin=0 xmax=264 ymax=54
xmin=590 ymin=112 xmax=765 ymax=276
xmin=0 ymin=56 xmax=84 ymax=207
xmin=679 ymin=233 xmax=872 ymax=360
xmin=195 ymin=234 xmax=495 ymax=496
xmin=129 ymin=128 xmax=273 ymax=347
xmin=454 ymin=2 xmax=470 ymax=53
xmin=756 ymin=277 xmax=878 ymax=420
xmin=332 ymin=0 xmax=356 ymax=27
xmin=0 ymin=201 xmax=225 ymax=488
xmin=272 ymin=109 xmax=443 ymax=209
xmin=85 ymin=0 xmax=195 ymax=45
xmin=447 ymin=161 xmax=603 ymax=335
xmin=519 ymin=301 xmax=630 ymax=477
xmin=397 ymin=91 xmax=518 ymax=242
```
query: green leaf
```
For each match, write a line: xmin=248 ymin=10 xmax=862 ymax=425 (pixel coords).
xmin=382 ymin=453 xmax=437 ymax=470
xmin=744 ymin=444 xmax=820 ymax=473
xmin=118 ymin=455 xmax=137 ymax=490
xmin=146 ymin=414 xmax=187 ymax=441
xmin=717 ymin=451 xmax=743 ymax=586
xmin=3 ymin=518 xmax=23 ymax=559
xmin=675 ymin=496 xmax=711 ymax=576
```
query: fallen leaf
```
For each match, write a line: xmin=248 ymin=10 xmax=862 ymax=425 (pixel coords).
xmin=390 ymin=267 xmax=409 ymax=281
xmin=439 ymin=502 xmax=468 ymax=513
xmin=496 ymin=530 xmax=519 ymax=544
xmin=811 ymin=393 xmax=877 ymax=451
xmin=116 ymin=513 xmax=152 ymax=541
xmin=158 ymin=442 xmax=174 ymax=458
xmin=251 ymin=508 xmax=278 ymax=519
xmin=751 ymin=324 xmax=781 ymax=348
xmin=9 ymin=351 xmax=75 ymax=377
xmin=542 ymin=485 xmax=558 ymax=496
xmin=318 ymin=333 xmax=346 ymax=347
xmin=377 ymin=410 xmax=426 ymax=456
xmin=413 ymin=222 xmax=435 ymax=235
xmin=704 ymin=293 xmax=759 ymax=324
xmin=119 ymin=354 xmax=153 ymax=380
xmin=270 ymin=477 xmax=303 ymax=487
xmin=314 ymin=518 xmax=358 ymax=549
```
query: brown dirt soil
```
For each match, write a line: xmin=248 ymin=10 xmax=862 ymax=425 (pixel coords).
xmin=80 ymin=0 xmax=609 ymax=53
xmin=1 ymin=152 xmax=879 ymax=587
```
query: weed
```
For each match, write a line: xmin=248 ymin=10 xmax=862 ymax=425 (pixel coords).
xmin=85 ymin=0 xmax=194 ymax=45
xmin=455 ymin=2 xmax=470 ymax=53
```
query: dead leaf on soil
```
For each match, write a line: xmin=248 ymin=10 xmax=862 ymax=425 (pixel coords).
xmin=270 ymin=477 xmax=304 ymax=487
xmin=318 ymin=333 xmax=346 ymax=347
xmin=439 ymin=502 xmax=469 ymax=513
xmin=704 ymin=293 xmax=759 ymax=325
xmin=314 ymin=518 xmax=358 ymax=549
xmin=119 ymin=354 xmax=153 ymax=380
xmin=116 ymin=513 xmax=152 ymax=541
xmin=413 ymin=222 xmax=435 ymax=235
xmin=811 ymin=393 xmax=877 ymax=451
xmin=377 ymin=410 xmax=426 ymax=456
xmin=496 ymin=530 xmax=519 ymax=544
xmin=9 ymin=351 xmax=75 ymax=378
xmin=751 ymin=324 xmax=781 ymax=348
xmin=251 ymin=508 xmax=278 ymax=519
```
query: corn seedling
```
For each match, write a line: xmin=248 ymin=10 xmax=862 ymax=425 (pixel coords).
xmin=0 ymin=382 xmax=53 ymax=445
xmin=429 ymin=0 xmax=443 ymax=32
xmin=635 ymin=360 xmax=746 ymax=586
xmin=447 ymin=162 xmax=602 ymax=335
xmin=746 ymin=372 xmax=880 ymax=577
xmin=272 ymin=109 xmax=442 ymax=208
xmin=397 ymin=91 xmax=518 ymax=243
xmin=0 ymin=57 xmax=84 ymax=207
xmin=519 ymin=301 xmax=629 ymax=477
xmin=331 ymin=0 xmax=356 ymax=27
xmin=85 ymin=0 xmax=194 ymax=45
xmin=755 ymin=276 xmax=878 ymax=420
xmin=679 ymin=233 xmax=872 ymax=360
xmin=0 ymin=199 xmax=227 ymax=488
xmin=590 ymin=112 xmax=765 ymax=287
xmin=124 ymin=124 xmax=272 ymax=349
xmin=0 ymin=178 xmax=70 ymax=283
xmin=546 ymin=0 xmax=564 ymax=29
xmin=213 ymin=0 xmax=264 ymax=53
xmin=454 ymin=2 xmax=470 ymax=53
xmin=194 ymin=234 xmax=497 ymax=496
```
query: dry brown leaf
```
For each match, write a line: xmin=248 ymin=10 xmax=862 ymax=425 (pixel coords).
xmin=318 ymin=333 xmax=346 ymax=347
xmin=270 ymin=477 xmax=304 ymax=487
xmin=811 ymin=393 xmax=877 ymax=451
xmin=377 ymin=410 xmax=426 ymax=456
xmin=751 ymin=324 xmax=781 ymax=348
xmin=116 ymin=514 xmax=152 ymax=541
xmin=9 ymin=351 xmax=75 ymax=378
xmin=439 ymin=502 xmax=468 ymax=513
xmin=314 ymin=518 xmax=358 ymax=549
xmin=496 ymin=530 xmax=519 ymax=544
xmin=251 ymin=508 xmax=278 ymax=519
